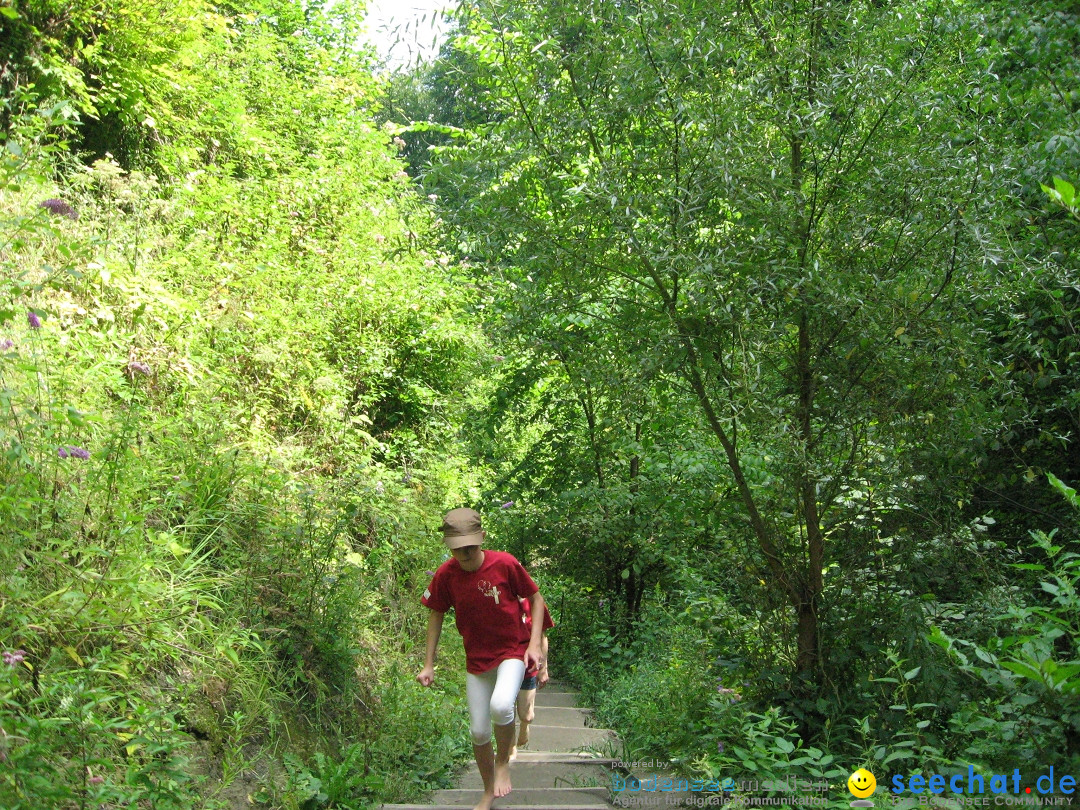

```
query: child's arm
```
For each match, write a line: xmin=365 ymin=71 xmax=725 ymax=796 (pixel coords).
xmin=416 ymin=610 xmax=445 ymax=687
xmin=524 ymin=591 xmax=546 ymax=672
xmin=538 ymin=633 xmax=550 ymax=688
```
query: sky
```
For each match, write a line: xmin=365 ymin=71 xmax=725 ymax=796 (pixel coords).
xmin=361 ymin=0 xmax=454 ymax=67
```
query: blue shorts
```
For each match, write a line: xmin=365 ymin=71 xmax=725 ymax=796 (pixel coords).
xmin=521 ymin=673 xmax=538 ymax=690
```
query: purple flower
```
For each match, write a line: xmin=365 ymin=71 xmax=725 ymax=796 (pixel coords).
xmin=59 ymin=445 xmax=90 ymax=460
xmin=718 ymin=741 xmax=724 ymax=754
xmin=88 ymin=775 xmax=104 ymax=785
xmin=39 ymin=198 xmax=78 ymax=220
xmin=0 ymin=339 xmax=13 ymax=351
xmin=27 ymin=311 xmax=41 ymax=329
xmin=2 ymin=650 xmax=26 ymax=666
xmin=717 ymin=686 xmax=741 ymax=705
xmin=125 ymin=360 xmax=151 ymax=377
xmin=58 ymin=447 xmax=69 ymax=458
xmin=500 ymin=500 xmax=514 ymax=509
xmin=425 ymin=570 xmax=435 ymax=577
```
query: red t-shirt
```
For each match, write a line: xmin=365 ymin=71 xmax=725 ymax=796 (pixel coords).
xmin=422 ymin=550 xmax=539 ymax=674
xmin=520 ymin=597 xmax=555 ymax=632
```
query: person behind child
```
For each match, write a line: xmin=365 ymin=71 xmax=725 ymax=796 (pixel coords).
xmin=416 ymin=508 xmax=546 ymax=810
xmin=509 ymin=595 xmax=552 ymax=760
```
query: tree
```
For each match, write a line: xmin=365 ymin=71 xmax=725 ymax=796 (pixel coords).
xmin=432 ymin=0 xmax=995 ymax=685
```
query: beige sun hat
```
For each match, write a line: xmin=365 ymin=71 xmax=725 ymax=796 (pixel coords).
xmin=441 ymin=507 xmax=485 ymax=549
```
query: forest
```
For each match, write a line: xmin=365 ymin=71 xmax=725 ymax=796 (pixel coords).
xmin=0 ymin=0 xmax=1077 ymax=807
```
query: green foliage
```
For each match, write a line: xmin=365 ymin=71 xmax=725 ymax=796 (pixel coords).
xmin=281 ymin=746 xmax=385 ymax=809
xmin=0 ymin=657 xmax=196 ymax=809
xmin=411 ymin=0 xmax=1077 ymax=784
xmin=928 ymin=474 xmax=1080 ymax=769
xmin=431 ymin=0 xmax=1002 ymax=688
xmin=0 ymin=0 xmax=487 ymax=803
xmin=5 ymin=0 xmax=1080 ymax=796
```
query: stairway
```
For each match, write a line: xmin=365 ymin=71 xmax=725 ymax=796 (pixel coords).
xmin=382 ymin=682 xmax=622 ymax=810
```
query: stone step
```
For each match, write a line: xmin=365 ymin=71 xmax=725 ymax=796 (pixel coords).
xmin=530 ymin=706 xmax=595 ymax=727
xmin=458 ymin=761 xmax=615 ymax=790
xmin=535 ymin=691 xmax=583 ymax=708
xmin=432 ymin=787 xmax=610 ymax=806
xmin=379 ymin=682 xmax=622 ymax=810
xmin=509 ymin=752 xmax=616 ymax=764
xmin=540 ymin=681 xmax=577 ymax=692
xmin=524 ymin=724 xmax=619 ymax=754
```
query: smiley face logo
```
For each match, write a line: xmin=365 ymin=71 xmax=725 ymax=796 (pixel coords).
xmin=847 ymin=768 xmax=877 ymax=799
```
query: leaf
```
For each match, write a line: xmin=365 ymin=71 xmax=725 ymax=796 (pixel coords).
xmin=903 ymin=666 xmax=921 ymax=680
xmin=1053 ymin=177 xmax=1076 ymax=207
xmin=1041 ymin=581 xmax=1061 ymax=597
xmin=64 ymin=645 xmax=84 ymax=666
xmin=1048 ymin=472 xmax=1079 ymax=508
xmin=999 ymin=660 xmax=1043 ymax=683
xmin=883 ymin=749 xmax=915 ymax=764
xmin=0 ymin=6 xmax=18 ymax=19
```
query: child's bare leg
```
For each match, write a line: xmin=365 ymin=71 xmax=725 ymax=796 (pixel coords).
xmin=472 ymin=741 xmax=497 ymax=810
xmin=517 ymin=687 xmax=536 ymax=746
xmin=510 ymin=688 xmax=534 ymax=759
xmin=493 ymin=720 xmax=516 ymax=797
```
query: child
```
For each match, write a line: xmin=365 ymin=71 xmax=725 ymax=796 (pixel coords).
xmin=509 ymin=596 xmax=552 ymax=760
xmin=416 ymin=508 xmax=546 ymax=810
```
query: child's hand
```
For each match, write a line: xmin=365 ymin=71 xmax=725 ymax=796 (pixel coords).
xmin=416 ymin=666 xmax=435 ymax=687
xmin=523 ymin=644 xmax=544 ymax=674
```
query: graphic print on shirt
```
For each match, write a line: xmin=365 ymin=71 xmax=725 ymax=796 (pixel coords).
xmin=477 ymin=579 xmax=501 ymax=604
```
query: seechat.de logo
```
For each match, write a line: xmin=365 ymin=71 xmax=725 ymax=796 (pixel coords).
xmin=849 ymin=769 xmax=877 ymax=808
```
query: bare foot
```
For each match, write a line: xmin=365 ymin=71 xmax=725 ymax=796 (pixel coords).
xmin=517 ymin=725 xmax=529 ymax=747
xmin=493 ymin=762 xmax=512 ymax=798
xmin=473 ymin=790 xmax=496 ymax=810
xmin=508 ymin=744 xmax=517 ymax=761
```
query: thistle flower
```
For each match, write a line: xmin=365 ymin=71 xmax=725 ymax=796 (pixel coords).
xmin=59 ymin=445 xmax=90 ymax=460
xmin=500 ymin=500 xmax=514 ymax=509
xmin=39 ymin=198 xmax=78 ymax=220
xmin=2 ymin=650 xmax=26 ymax=666
xmin=88 ymin=775 xmax=104 ymax=785
xmin=27 ymin=311 xmax=41 ymax=329
xmin=0 ymin=339 xmax=13 ymax=351
xmin=58 ymin=447 xmax=69 ymax=458
xmin=718 ymin=741 xmax=724 ymax=754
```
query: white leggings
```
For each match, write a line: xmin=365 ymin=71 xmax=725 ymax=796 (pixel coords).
xmin=465 ymin=658 xmax=526 ymax=745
